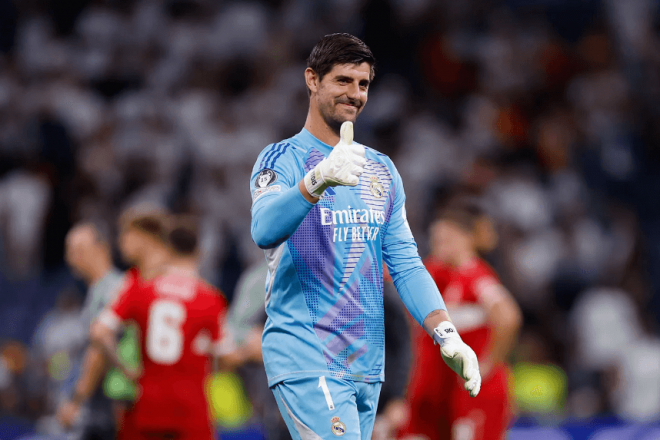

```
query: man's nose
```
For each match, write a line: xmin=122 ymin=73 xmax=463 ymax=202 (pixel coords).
xmin=346 ymin=82 xmax=361 ymax=100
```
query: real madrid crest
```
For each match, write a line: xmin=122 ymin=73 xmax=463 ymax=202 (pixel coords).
xmin=331 ymin=416 xmax=346 ymax=436
xmin=370 ymin=176 xmax=384 ymax=198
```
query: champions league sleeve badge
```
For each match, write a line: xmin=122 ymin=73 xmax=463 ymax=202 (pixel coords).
xmin=252 ymin=169 xmax=281 ymax=201
xmin=255 ymin=169 xmax=277 ymax=188
xmin=331 ymin=417 xmax=346 ymax=436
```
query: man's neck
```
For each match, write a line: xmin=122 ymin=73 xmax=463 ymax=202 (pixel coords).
xmin=454 ymin=249 xmax=477 ymax=268
xmin=139 ymin=248 xmax=170 ymax=280
xmin=304 ymin=108 xmax=340 ymax=146
xmin=168 ymin=256 xmax=198 ymax=276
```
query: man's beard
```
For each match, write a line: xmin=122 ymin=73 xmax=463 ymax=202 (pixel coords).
xmin=320 ymin=97 xmax=362 ymax=135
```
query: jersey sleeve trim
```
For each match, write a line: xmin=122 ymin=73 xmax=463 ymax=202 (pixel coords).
xmin=260 ymin=142 xmax=292 ymax=170
xmin=266 ymin=143 xmax=292 ymax=169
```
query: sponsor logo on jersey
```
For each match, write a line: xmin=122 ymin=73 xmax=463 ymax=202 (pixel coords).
xmin=320 ymin=207 xmax=386 ymax=226
xmin=320 ymin=206 xmax=385 ymax=243
xmin=370 ymin=176 xmax=384 ymax=198
xmin=331 ymin=417 xmax=346 ymax=436
xmin=255 ymin=169 xmax=277 ymax=188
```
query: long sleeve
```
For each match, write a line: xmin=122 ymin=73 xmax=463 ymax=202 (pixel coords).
xmin=251 ymin=185 xmax=315 ymax=249
xmin=250 ymin=142 xmax=314 ymax=249
xmin=382 ymin=168 xmax=446 ymax=326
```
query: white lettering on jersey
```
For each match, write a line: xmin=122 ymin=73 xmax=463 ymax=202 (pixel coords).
xmin=320 ymin=207 xmax=385 ymax=226
xmin=146 ymin=300 xmax=186 ymax=364
xmin=332 ymin=226 xmax=380 ymax=243
xmin=321 ymin=207 xmax=385 ymax=242
xmin=156 ymin=276 xmax=195 ymax=300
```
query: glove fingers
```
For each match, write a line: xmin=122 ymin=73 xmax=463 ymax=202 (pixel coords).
xmin=351 ymin=164 xmax=364 ymax=177
xmin=462 ymin=354 xmax=473 ymax=380
xmin=352 ymin=155 xmax=367 ymax=167
xmin=344 ymin=175 xmax=359 ymax=186
xmin=464 ymin=373 xmax=481 ymax=397
xmin=349 ymin=144 xmax=366 ymax=157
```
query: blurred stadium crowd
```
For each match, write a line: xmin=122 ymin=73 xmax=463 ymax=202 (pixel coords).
xmin=1 ymin=0 xmax=660 ymax=436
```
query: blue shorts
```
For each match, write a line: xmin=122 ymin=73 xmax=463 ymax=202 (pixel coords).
xmin=272 ymin=376 xmax=382 ymax=440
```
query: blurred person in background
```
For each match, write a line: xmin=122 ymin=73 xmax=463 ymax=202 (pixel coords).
xmin=91 ymin=216 xmax=228 ymax=440
xmin=371 ymin=269 xmax=412 ymax=440
xmin=401 ymin=200 xmax=522 ymax=440
xmin=56 ymin=222 xmax=124 ymax=440
xmin=218 ymin=256 xmax=286 ymax=440
xmin=0 ymin=341 xmax=34 ymax=419
xmin=29 ymin=287 xmax=86 ymax=437
xmin=56 ymin=209 xmax=171 ymax=436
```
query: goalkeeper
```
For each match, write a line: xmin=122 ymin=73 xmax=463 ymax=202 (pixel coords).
xmin=249 ymin=33 xmax=481 ymax=440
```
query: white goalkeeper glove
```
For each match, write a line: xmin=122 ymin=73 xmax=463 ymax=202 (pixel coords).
xmin=434 ymin=321 xmax=481 ymax=398
xmin=304 ymin=121 xmax=366 ymax=198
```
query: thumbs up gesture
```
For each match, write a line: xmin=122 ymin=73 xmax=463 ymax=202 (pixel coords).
xmin=304 ymin=121 xmax=367 ymax=198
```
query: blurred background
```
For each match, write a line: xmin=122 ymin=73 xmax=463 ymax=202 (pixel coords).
xmin=1 ymin=0 xmax=660 ymax=439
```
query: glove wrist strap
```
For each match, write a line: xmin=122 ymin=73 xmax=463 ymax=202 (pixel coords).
xmin=433 ymin=321 xmax=459 ymax=347
xmin=304 ymin=166 xmax=329 ymax=198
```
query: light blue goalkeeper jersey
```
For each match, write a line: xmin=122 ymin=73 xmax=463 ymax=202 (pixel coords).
xmin=250 ymin=128 xmax=445 ymax=387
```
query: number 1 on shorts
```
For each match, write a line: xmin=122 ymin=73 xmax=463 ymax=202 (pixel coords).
xmin=318 ymin=376 xmax=335 ymax=411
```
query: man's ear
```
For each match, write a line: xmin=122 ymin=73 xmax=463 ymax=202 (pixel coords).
xmin=305 ymin=68 xmax=319 ymax=95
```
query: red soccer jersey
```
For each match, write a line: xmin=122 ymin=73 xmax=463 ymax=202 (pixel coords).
xmin=439 ymin=258 xmax=501 ymax=359
xmin=101 ymin=268 xmax=228 ymax=433
xmin=402 ymin=257 xmax=514 ymax=440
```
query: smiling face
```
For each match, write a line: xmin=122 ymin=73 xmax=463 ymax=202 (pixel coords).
xmin=307 ymin=62 xmax=371 ymax=133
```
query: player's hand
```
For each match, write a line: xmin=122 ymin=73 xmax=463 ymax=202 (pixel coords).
xmin=123 ymin=364 xmax=143 ymax=382
xmin=303 ymin=121 xmax=366 ymax=198
xmin=434 ymin=321 xmax=481 ymax=397
xmin=57 ymin=400 xmax=81 ymax=429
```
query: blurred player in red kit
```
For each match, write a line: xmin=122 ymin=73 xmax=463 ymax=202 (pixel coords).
xmin=92 ymin=217 xmax=228 ymax=440
xmin=401 ymin=202 xmax=522 ymax=440
xmin=57 ymin=208 xmax=173 ymax=432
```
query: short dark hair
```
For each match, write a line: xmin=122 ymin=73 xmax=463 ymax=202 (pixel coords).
xmin=131 ymin=215 xmax=169 ymax=242
xmin=307 ymin=33 xmax=376 ymax=84
xmin=119 ymin=209 xmax=169 ymax=242
xmin=437 ymin=199 xmax=485 ymax=232
xmin=168 ymin=216 xmax=199 ymax=256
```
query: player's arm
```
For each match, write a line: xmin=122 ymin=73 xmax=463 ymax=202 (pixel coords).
xmin=89 ymin=319 xmax=135 ymax=380
xmin=89 ymin=286 xmax=141 ymax=381
xmin=210 ymin=293 xmax=264 ymax=371
xmin=57 ymin=274 xmax=131 ymax=429
xmin=56 ymin=345 xmax=107 ymax=428
xmin=251 ymin=122 xmax=365 ymax=248
xmin=478 ymin=281 xmax=522 ymax=375
xmin=383 ymin=169 xmax=480 ymax=397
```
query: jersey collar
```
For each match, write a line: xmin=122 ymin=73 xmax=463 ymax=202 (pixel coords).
xmin=297 ymin=128 xmax=334 ymax=154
